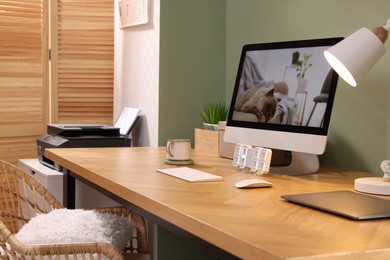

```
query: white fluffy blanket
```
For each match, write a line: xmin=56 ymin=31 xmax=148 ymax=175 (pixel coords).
xmin=15 ymin=208 xmax=134 ymax=252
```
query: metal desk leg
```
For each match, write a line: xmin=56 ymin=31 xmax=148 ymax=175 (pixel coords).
xmin=63 ymin=168 xmax=75 ymax=209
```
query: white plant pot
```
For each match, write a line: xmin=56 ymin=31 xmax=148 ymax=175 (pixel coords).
xmin=203 ymin=123 xmax=219 ymax=131
xmin=297 ymin=78 xmax=308 ymax=92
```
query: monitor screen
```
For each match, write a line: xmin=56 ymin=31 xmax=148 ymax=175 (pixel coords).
xmin=224 ymin=37 xmax=343 ymax=156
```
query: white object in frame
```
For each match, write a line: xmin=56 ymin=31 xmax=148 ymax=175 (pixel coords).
xmin=157 ymin=167 xmax=223 ymax=183
xmin=232 ymin=143 xmax=253 ymax=169
xmin=114 ymin=107 xmax=141 ymax=135
xmin=119 ymin=0 xmax=149 ymax=28
xmin=238 ymin=145 xmax=253 ymax=169
xmin=232 ymin=144 xmax=243 ymax=167
xmin=250 ymin=147 xmax=272 ymax=174
xmin=232 ymin=144 xmax=272 ymax=174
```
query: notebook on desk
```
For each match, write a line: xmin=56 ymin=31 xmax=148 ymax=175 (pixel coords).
xmin=157 ymin=167 xmax=223 ymax=182
xmin=282 ymin=190 xmax=390 ymax=220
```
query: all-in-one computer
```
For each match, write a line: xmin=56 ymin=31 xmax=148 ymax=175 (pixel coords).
xmin=224 ymin=37 xmax=343 ymax=175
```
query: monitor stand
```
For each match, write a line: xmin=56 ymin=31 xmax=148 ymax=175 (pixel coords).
xmin=270 ymin=151 xmax=320 ymax=175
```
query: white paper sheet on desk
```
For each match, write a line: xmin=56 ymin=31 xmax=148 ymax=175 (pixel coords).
xmin=157 ymin=167 xmax=223 ymax=182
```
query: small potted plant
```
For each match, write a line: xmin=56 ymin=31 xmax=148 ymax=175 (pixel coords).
xmin=295 ymin=53 xmax=313 ymax=92
xmin=200 ymin=102 xmax=229 ymax=131
xmin=296 ymin=53 xmax=313 ymax=79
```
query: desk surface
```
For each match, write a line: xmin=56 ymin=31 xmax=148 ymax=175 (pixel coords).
xmin=46 ymin=147 xmax=390 ymax=260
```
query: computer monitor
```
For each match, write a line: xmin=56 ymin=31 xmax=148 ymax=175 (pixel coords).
xmin=224 ymin=37 xmax=343 ymax=175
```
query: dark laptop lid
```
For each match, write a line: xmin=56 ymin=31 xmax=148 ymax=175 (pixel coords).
xmin=281 ymin=190 xmax=390 ymax=220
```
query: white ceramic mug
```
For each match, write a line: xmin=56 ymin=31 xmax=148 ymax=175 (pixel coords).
xmin=166 ymin=139 xmax=191 ymax=161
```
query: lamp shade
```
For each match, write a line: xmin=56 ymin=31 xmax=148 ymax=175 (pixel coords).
xmin=324 ymin=27 xmax=386 ymax=86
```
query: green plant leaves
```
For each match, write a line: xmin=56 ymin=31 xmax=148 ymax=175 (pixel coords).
xmin=200 ymin=102 xmax=229 ymax=124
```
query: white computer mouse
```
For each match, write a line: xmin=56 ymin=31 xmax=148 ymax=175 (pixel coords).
xmin=235 ymin=179 xmax=273 ymax=189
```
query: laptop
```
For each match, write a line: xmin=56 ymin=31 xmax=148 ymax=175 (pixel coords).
xmin=281 ymin=190 xmax=390 ymax=220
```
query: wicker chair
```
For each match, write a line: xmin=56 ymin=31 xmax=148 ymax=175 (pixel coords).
xmin=0 ymin=159 xmax=148 ymax=259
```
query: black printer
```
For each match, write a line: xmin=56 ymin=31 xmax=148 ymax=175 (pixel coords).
xmin=37 ymin=124 xmax=131 ymax=171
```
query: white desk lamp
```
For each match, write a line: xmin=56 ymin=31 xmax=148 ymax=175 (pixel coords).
xmin=324 ymin=18 xmax=390 ymax=195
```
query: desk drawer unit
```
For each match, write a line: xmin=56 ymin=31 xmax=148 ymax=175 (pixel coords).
xmin=18 ymin=159 xmax=119 ymax=208
xmin=18 ymin=158 xmax=63 ymax=203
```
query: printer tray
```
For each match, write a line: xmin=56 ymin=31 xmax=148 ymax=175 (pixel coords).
xmin=47 ymin=124 xmax=120 ymax=137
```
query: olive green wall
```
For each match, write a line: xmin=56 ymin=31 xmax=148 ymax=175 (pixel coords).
xmin=159 ymin=0 xmax=226 ymax=146
xmin=225 ymin=0 xmax=390 ymax=175
xmin=160 ymin=0 xmax=390 ymax=174
xmin=157 ymin=1 xmax=390 ymax=259
xmin=158 ymin=1 xmax=225 ymax=259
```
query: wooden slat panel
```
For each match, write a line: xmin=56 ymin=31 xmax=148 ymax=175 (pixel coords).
xmin=53 ymin=0 xmax=114 ymax=124
xmin=0 ymin=136 xmax=37 ymax=164
xmin=0 ymin=0 xmax=48 ymax=164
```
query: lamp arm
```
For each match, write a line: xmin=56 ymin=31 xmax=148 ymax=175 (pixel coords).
xmin=380 ymin=160 xmax=390 ymax=179
xmin=372 ymin=18 xmax=390 ymax=44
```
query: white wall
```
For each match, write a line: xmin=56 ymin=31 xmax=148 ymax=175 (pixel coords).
xmin=114 ymin=0 xmax=160 ymax=147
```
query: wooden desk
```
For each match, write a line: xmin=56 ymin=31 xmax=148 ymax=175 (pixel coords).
xmin=46 ymin=147 xmax=390 ymax=260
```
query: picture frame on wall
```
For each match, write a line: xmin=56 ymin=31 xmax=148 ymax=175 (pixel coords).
xmin=118 ymin=0 xmax=150 ymax=28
